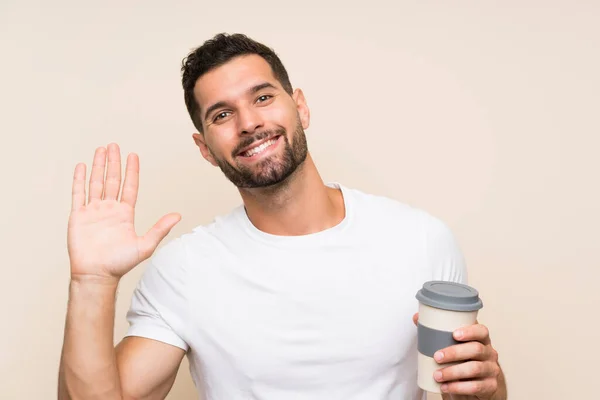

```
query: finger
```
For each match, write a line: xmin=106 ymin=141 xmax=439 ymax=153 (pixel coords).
xmin=412 ymin=313 xmax=419 ymax=326
xmin=120 ymin=153 xmax=140 ymax=207
xmin=138 ymin=213 xmax=182 ymax=260
xmin=454 ymin=324 xmax=491 ymax=345
xmin=103 ymin=143 xmax=122 ymax=201
xmin=71 ymin=163 xmax=87 ymax=211
xmin=435 ymin=360 xmax=500 ymax=383
xmin=88 ymin=147 xmax=107 ymax=203
xmin=434 ymin=341 xmax=491 ymax=364
xmin=440 ymin=377 xmax=498 ymax=397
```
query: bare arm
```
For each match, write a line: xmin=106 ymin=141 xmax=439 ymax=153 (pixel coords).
xmin=58 ymin=278 xmax=122 ymax=399
xmin=57 ymin=278 xmax=185 ymax=400
xmin=58 ymin=143 xmax=182 ymax=399
xmin=116 ymin=337 xmax=185 ymax=399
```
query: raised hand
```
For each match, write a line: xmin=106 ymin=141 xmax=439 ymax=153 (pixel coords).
xmin=67 ymin=143 xmax=181 ymax=283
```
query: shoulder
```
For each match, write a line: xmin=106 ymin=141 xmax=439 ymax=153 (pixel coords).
xmin=347 ymin=185 xmax=466 ymax=282
xmin=342 ymin=184 xmax=451 ymax=234
xmin=341 ymin=184 xmax=463 ymax=264
xmin=151 ymin=205 xmax=245 ymax=267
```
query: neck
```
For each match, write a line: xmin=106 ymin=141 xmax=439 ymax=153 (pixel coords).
xmin=238 ymin=154 xmax=345 ymax=236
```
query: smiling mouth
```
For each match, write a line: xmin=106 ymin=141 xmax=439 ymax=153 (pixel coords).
xmin=238 ymin=136 xmax=280 ymax=158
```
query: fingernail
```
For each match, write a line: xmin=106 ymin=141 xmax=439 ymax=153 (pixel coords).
xmin=441 ymin=384 xmax=449 ymax=392
xmin=434 ymin=371 xmax=443 ymax=382
xmin=434 ymin=351 xmax=444 ymax=362
xmin=454 ymin=330 xmax=463 ymax=339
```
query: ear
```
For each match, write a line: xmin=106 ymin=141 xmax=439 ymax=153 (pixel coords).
xmin=192 ymin=133 xmax=218 ymax=166
xmin=292 ymin=88 xmax=310 ymax=130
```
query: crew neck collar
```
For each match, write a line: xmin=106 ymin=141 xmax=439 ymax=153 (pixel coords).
xmin=234 ymin=182 xmax=353 ymax=247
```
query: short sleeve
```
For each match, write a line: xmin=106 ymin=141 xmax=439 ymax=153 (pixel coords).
xmin=124 ymin=238 xmax=190 ymax=351
xmin=422 ymin=213 xmax=468 ymax=285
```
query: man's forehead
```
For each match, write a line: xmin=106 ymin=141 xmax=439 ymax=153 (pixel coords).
xmin=193 ymin=54 xmax=279 ymax=106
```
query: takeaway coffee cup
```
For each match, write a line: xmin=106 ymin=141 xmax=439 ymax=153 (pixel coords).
xmin=415 ymin=281 xmax=483 ymax=393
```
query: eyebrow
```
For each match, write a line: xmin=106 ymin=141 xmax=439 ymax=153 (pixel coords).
xmin=203 ymin=82 xmax=278 ymax=122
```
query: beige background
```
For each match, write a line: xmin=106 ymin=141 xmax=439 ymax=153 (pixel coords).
xmin=1 ymin=1 xmax=598 ymax=399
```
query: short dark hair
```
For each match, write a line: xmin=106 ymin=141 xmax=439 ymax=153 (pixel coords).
xmin=181 ymin=33 xmax=294 ymax=133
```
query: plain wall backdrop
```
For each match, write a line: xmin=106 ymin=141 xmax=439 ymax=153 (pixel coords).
xmin=1 ymin=1 xmax=598 ymax=399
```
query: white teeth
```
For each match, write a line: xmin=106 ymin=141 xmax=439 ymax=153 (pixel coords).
xmin=243 ymin=138 xmax=276 ymax=157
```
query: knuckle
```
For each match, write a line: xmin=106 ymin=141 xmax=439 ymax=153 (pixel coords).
xmin=492 ymin=364 xmax=501 ymax=377
xmin=472 ymin=362 xmax=483 ymax=376
xmin=476 ymin=342 xmax=486 ymax=354
xmin=492 ymin=362 xmax=502 ymax=377
xmin=467 ymin=380 xmax=483 ymax=394
xmin=474 ymin=380 xmax=485 ymax=393
xmin=481 ymin=325 xmax=490 ymax=337
xmin=491 ymin=348 xmax=499 ymax=362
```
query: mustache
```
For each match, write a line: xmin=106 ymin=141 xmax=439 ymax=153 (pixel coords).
xmin=232 ymin=128 xmax=286 ymax=155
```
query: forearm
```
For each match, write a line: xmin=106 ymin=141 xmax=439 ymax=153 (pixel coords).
xmin=58 ymin=277 xmax=123 ymax=400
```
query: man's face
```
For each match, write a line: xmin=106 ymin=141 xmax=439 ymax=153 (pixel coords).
xmin=192 ymin=55 xmax=310 ymax=189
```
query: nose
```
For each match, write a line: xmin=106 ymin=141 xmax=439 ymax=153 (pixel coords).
xmin=237 ymin=106 xmax=264 ymax=135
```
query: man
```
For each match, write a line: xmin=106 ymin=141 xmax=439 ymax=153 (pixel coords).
xmin=58 ymin=33 xmax=507 ymax=399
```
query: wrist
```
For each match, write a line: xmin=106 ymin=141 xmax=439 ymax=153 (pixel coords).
xmin=70 ymin=273 xmax=120 ymax=287
xmin=69 ymin=274 xmax=120 ymax=297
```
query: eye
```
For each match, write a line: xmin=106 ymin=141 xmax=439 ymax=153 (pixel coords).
xmin=213 ymin=111 xmax=231 ymax=122
xmin=256 ymin=94 xmax=273 ymax=103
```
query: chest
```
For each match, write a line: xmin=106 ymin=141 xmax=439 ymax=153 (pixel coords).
xmin=187 ymin=242 xmax=423 ymax=386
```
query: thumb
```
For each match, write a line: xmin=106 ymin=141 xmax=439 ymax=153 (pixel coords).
xmin=138 ymin=212 xmax=182 ymax=260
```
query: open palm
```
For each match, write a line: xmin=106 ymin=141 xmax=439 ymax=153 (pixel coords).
xmin=68 ymin=143 xmax=181 ymax=281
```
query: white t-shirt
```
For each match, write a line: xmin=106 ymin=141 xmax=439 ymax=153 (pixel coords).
xmin=125 ymin=183 xmax=467 ymax=400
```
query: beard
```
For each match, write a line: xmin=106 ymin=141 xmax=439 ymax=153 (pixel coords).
xmin=211 ymin=118 xmax=308 ymax=189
